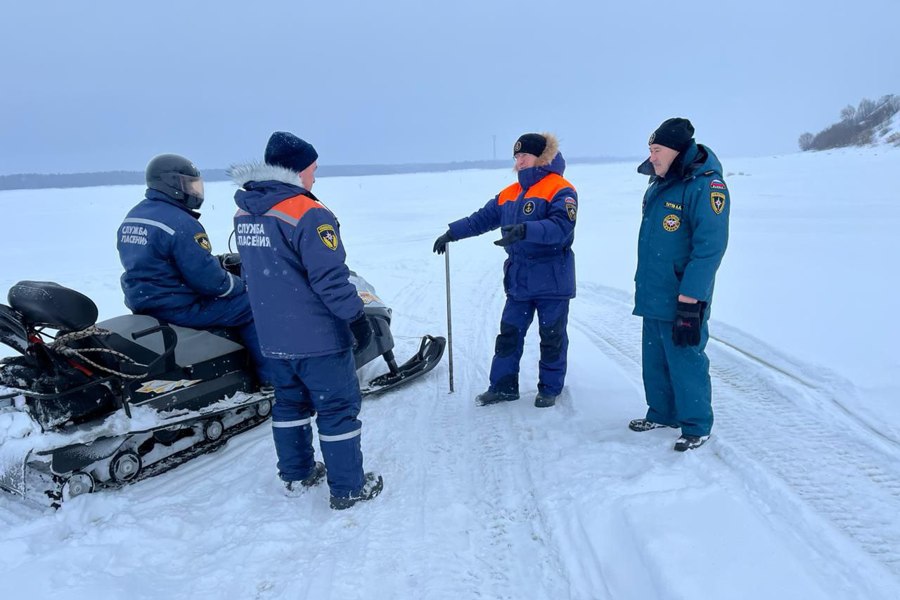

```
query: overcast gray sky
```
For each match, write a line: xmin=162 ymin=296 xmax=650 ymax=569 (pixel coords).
xmin=1 ymin=0 xmax=897 ymax=174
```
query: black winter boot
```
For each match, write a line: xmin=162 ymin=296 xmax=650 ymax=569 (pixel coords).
xmin=534 ymin=392 xmax=558 ymax=408
xmin=330 ymin=473 xmax=384 ymax=510
xmin=283 ymin=461 xmax=326 ymax=496
xmin=475 ymin=389 xmax=519 ymax=406
xmin=674 ymin=435 xmax=710 ymax=452
xmin=628 ymin=418 xmax=677 ymax=432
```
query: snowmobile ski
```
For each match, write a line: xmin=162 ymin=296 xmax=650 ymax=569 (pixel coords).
xmin=360 ymin=334 xmax=446 ymax=396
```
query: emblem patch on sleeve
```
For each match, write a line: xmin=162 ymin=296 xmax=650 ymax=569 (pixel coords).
xmin=710 ymin=192 xmax=726 ymax=215
xmin=710 ymin=179 xmax=727 ymax=190
xmin=194 ymin=233 xmax=212 ymax=252
xmin=523 ymin=200 xmax=535 ymax=215
xmin=564 ymin=196 xmax=577 ymax=221
xmin=317 ymin=224 xmax=339 ymax=250
xmin=663 ymin=214 xmax=681 ymax=232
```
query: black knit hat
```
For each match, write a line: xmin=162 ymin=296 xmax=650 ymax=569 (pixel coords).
xmin=264 ymin=131 xmax=319 ymax=173
xmin=648 ymin=118 xmax=695 ymax=152
xmin=513 ymin=133 xmax=547 ymax=157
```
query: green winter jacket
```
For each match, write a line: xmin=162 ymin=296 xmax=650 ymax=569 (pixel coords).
xmin=633 ymin=142 xmax=730 ymax=321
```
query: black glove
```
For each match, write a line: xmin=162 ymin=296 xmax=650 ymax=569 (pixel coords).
xmin=218 ymin=253 xmax=242 ymax=277
xmin=672 ymin=301 xmax=705 ymax=347
xmin=493 ymin=224 xmax=526 ymax=247
xmin=433 ymin=231 xmax=454 ymax=255
xmin=349 ymin=312 xmax=373 ymax=349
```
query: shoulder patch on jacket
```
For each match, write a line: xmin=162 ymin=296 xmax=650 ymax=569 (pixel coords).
xmin=194 ymin=233 xmax=212 ymax=252
xmin=317 ymin=224 xmax=339 ymax=250
xmin=710 ymin=191 xmax=726 ymax=215
xmin=710 ymin=179 xmax=727 ymax=190
xmin=565 ymin=197 xmax=577 ymax=221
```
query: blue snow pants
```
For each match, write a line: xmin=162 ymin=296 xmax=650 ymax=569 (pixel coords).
xmin=152 ymin=294 xmax=272 ymax=386
xmin=267 ymin=349 xmax=365 ymax=498
xmin=641 ymin=317 xmax=713 ymax=437
xmin=489 ymin=297 xmax=569 ymax=397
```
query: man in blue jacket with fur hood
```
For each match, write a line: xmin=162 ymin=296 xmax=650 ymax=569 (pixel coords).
xmin=433 ymin=132 xmax=577 ymax=409
xmin=628 ymin=118 xmax=730 ymax=452
xmin=229 ymin=132 xmax=382 ymax=510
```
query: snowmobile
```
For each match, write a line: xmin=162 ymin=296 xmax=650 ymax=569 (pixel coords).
xmin=0 ymin=275 xmax=445 ymax=508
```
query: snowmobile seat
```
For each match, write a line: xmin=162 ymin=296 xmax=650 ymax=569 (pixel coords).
xmin=8 ymin=281 xmax=98 ymax=332
xmin=94 ymin=314 xmax=249 ymax=373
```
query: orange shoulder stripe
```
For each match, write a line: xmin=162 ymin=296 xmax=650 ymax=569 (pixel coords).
xmin=527 ymin=174 xmax=576 ymax=203
xmin=267 ymin=194 xmax=321 ymax=224
xmin=497 ymin=182 xmax=522 ymax=205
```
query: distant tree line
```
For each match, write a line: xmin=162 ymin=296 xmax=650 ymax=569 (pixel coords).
xmin=799 ymin=94 xmax=900 ymax=151
xmin=0 ymin=157 xmax=635 ymax=192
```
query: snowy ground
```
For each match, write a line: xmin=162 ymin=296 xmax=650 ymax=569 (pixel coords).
xmin=1 ymin=146 xmax=899 ymax=599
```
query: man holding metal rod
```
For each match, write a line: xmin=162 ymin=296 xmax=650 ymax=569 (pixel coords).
xmin=433 ymin=132 xmax=577 ymax=408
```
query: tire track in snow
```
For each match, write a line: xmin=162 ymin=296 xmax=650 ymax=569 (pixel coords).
xmin=420 ymin=255 xmax=575 ymax=598
xmin=456 ymin=325 xmax=572 ymax=599
xmin=353 ymin=264 xmax=489 ymax=600
xmin=452 ymin=265 xmax=535 ymax=597
xmin=709 ymin=346 xmax=900 ymax=575
xmin=572 ymin=281 xmax=900 ymax=580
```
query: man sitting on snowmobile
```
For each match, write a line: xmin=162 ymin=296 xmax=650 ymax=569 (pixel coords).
xmin=116 ymin=153 xmax=270 ymax=384
xmin=228 ymin=132 xmax=383 ymax=510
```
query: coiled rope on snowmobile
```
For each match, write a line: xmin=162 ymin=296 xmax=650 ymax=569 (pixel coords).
xmin=50 ymin=327 xmax=150 ymax=379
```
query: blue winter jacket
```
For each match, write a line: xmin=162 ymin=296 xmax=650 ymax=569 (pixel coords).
xmin=117 ymin=189 xmax=244 ymax=314
xmin=447 ymin=152 xmax=577 ymax=300
xmin=230 ymin=164 xmax=364 ymax=359
xmin=633 ymin=142 xmax=730 ymax=321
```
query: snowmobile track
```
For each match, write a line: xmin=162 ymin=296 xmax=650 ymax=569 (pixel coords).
xmin=573 ymin=282 xmax=900 ymax=579
xmin=460 ymin=362 xmax=571 ymax=598
xmin=425 ymin=258 xmax=576 ymax=598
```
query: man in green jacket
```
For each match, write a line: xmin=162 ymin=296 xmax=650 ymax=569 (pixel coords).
xmin=628 ymin=118 xmax=730 ymax=451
